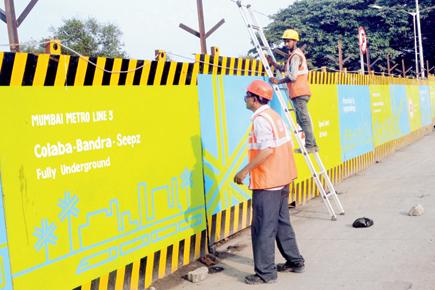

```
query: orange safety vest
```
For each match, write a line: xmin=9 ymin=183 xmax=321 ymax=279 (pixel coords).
xmin=248 ymin=107 xmax=297 ymax=190
xmin=285 ymin=48 xmax=311 ymax=99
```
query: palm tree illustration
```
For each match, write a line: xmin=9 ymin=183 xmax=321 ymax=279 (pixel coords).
xmin=34 ymin=219 xmax=57 ymax=261
xmin=58 ymin=191 xmax=79 ymax=252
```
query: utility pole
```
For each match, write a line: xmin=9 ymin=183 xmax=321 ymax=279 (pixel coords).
xmin=386 ymin=54 xmax=391 ymax=75
xmin=179 ymin=0 xmax=225 ymax=54
xmin=4 ymin=0 xmax=19 ymax=51
xmin=2 ymin=0 xmax=39 ymax=52
xmin=415 ymin=0 xmax=425 ymax=78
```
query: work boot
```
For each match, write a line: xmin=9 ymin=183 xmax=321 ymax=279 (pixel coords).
xmin=277 ymin=261 xmax=305 ymax=273
xmin=244 ymin=274 xmax=277 ymax=285
xmin=294 ymin=146 xmax=319 ymax=154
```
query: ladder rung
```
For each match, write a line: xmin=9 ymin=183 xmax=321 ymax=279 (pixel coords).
xmin=248 ymin=24 xmax=260 ymax=30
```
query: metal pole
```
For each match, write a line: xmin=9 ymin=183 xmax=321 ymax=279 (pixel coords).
xmin=415 ymin=0 xmax=425 ymax=78
xmin=411 ymin=13 xmax=419 ymax=78
xmin=360 ymin=52 xmax=365 ymax=74
xmin=197 ymin=0 xmax=207 ymax=54
xmin=4 ymin=0 xmax=19 ymax=52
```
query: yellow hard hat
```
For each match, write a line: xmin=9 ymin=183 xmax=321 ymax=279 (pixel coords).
xmin=282 ymin=29 xmax=300 ymax=41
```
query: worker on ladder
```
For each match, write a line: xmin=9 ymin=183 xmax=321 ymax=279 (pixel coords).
xmin=234 ymin=80 xmax=305 ymax=285
xmin=268 ymin=29 xmax=319 ymax=154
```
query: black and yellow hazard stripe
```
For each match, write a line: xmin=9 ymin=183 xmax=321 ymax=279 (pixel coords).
xmin=195 ymin=54 xmax=265 ymax=77
xmin=0 ymin=52 xmax=199 ymax=87
xmin=72 ymin=230 xmax=207 ymax=290
xmin=207 ymin=200 xmax=253 ymax=245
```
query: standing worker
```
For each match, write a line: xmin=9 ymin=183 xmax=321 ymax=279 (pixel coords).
xmin=234 ymin=80 xmax=305 ymax=285
xmin=268 ymin=29 xmax=318 ymax=153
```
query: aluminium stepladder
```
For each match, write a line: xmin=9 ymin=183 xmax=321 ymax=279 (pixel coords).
xmin=235 ymin=1 xmax=345 ymax=220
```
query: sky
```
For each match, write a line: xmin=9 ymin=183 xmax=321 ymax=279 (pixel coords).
xmin=0 ymin=0 xmax=294 ymax=61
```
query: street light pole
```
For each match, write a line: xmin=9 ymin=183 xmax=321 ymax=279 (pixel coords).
xmin=411 ymin=12 xmax=419 ymax=78
xmin=415 ymin=0 xmax=425 ymax=78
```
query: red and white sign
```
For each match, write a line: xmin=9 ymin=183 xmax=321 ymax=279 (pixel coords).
xmin=358 ymin=26 xmax=367 ymax=54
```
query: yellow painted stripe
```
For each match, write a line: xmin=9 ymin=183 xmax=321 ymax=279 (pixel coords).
xmin=244 ymin=59 xmax=250 ymax=76
xmin=183 ymin=237 xmax=191 ymax=266
xmin=228 ymin=57 xmax=235 ymax=76
xmin=153 ymin=59 xmax=165 ymax=85
xmin=10 ymin=53 xmax=27 ymax=85
xmin=207 ymin=215 xmax=213 ymax=237
xmin=211 ymin=55 xmax=219 ymax=75
xmin=194 ymin=232 xmax=202 ymax=259
xmin=203 ymin=54 xmax=210 ymax=75
xmin=218 ymin=75 xmax=229 ymax=163
xmin=171 ymin=241 xmax=180 ymax=273
xmin=166 ymin=62 xmax=177 ymax=85
xmin=54 ymin=55 xmax=70 ymax=86
xmin=74 ymin=57 xmax=89 ymax=86
xmin=125 ymin=59 xmax=138 ymax=85
xmin=233 ymin=201 xmax=240 ymax=232
xmin=110 ymin=58 xmax=123 ymax=85
xmin=81 ymin=281 xmax=92 ymax=290
xmin=212 ymin=76 xmax=223 ymax=162
xmin=215 ymin=211 xmax=222 ymax=241
xmin=130 ymin=260 xmax=140 ymax=290
xmin=158 ymin=247 xmax=168 ymax=279
xmin=98 ymin=273 xmax=109 ymax=290
xmin=33 ymin=54 xmax=50 ymax=86
xmin=93 ymin=57 xmax=106 ymax=85
xmin=114 ymin=267 xmax=126 ymax=290
xmin=220 ymin=57 xmax=227 ymax=77
xmin=224 ymin=208 xmax=231 ymax=237
xmin=190 ymin=55 xmax=200 ymax=85
xmin=236 ymin=58 xmax=243 ymax=76
xmin=178 ymin=62 xmax=189 ymax=85
xmin=139 ymin=60 xmax=151 ymax=85
xmin=0 ymin=52 xmax=4 ymax=73
xmin=144 ymin=253 xmax=155 ymax=288
xmin=242 ymin=201 xmax=248 ymax=229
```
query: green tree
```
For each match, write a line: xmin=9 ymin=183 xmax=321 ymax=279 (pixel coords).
xmin=22 ymin=17 xmax=126 ymax=58
xmin=51 ymin=17 xmax=126 ymax=58
xmin=264 ymin=0 xmax=434 ymax=74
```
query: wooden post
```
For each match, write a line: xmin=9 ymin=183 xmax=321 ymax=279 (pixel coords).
xmin=427 ymin=60 xmax=430 ymax=77
xmin=4 ymin=0 xmax=19 ymax=51
xmin=338 ymin=37 xmax=343 ymax=72
xmin=387 ymin=54 xmax=391 ymax=76
xmin=366 ymin=47 xmax=371 ymax=73
xmin=179 ymin=0 xmax=225 ymax=55
xmin=402 ymin=59 xmax=406 ymax=77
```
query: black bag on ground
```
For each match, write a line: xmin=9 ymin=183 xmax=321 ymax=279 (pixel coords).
xmin=352 ymin=217 xmax=374 ymax=228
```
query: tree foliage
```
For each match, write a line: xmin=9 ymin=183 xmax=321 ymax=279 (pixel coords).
xmin=264 ymin=0 xmax=434 ymax=75
xmin=22 ymin=17 xmax=126 ymax=58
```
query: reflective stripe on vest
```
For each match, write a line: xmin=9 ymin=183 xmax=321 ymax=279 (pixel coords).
xmin=286 ymin=48 xmax=311 ymax=99
xmin=248 ymin=108 xmax=297 ymax=190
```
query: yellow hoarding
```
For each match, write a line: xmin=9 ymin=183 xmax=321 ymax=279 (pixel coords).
xmin=0 ymin=86 xmax=205 ymax=290
xmin=370 ymin=85 xmax=395 ymax=146
xmin=406 ymin=85 xmax=422 ymax=131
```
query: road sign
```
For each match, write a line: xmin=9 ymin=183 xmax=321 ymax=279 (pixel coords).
xmin=358 ymin=26 xmax=367 ymax=54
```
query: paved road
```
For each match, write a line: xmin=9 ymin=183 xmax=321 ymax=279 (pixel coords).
xmin=159 ymin=130 xmax=435 ymax=290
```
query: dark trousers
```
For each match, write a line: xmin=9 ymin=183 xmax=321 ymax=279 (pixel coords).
xmin=251 ymin=184 xmax=304 ymax=281
xmin=292 ymin=95 xmax=317 ymax=148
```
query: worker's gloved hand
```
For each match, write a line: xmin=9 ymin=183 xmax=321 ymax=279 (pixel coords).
xmin=269 ymin=77 xmax=279 ymax=85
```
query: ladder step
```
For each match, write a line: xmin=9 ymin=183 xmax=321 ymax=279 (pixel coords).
xmin=248 ymin=24 xmax=260 ymax=30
